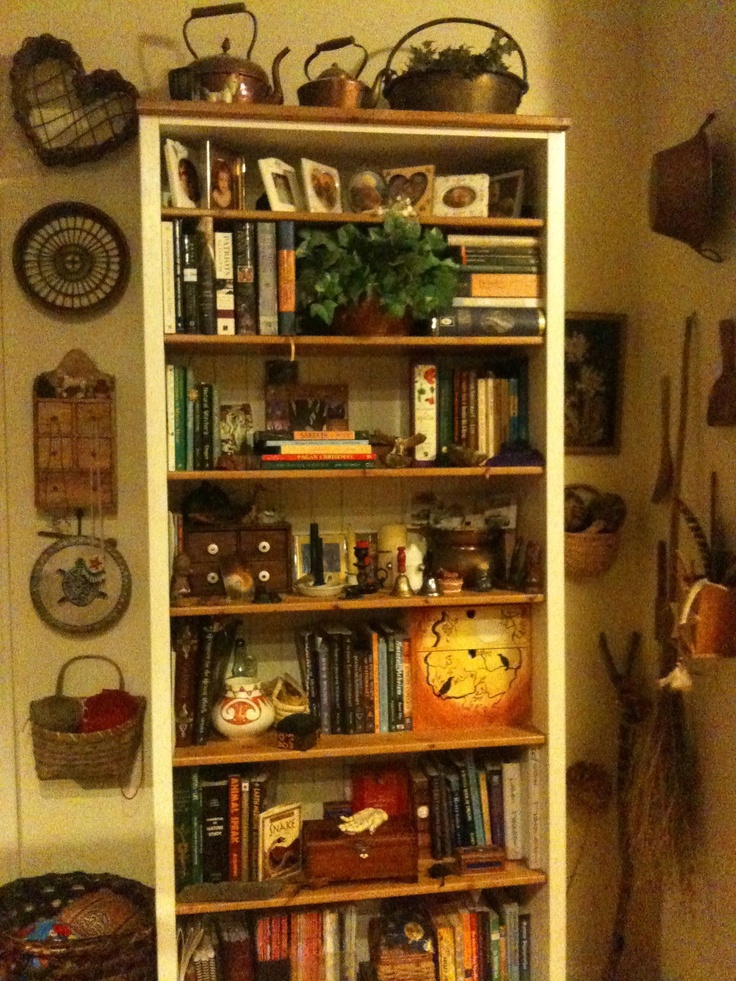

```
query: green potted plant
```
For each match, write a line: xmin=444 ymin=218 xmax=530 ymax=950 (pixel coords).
xmin=295 ymin=211 xmax=458 ymax=336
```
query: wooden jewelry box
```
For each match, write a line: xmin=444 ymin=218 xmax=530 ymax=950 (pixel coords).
xmin=303 ymin=817 xmax=418 ymax=885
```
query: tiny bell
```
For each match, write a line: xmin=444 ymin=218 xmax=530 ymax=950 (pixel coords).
xmin=391 ymin=545 xmax=415 ymax=598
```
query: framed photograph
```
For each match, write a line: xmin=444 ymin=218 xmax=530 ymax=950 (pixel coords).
xmin=294 ymin=532 xmax=347 ymax=583
xmin=383 ymin=165 xmax=435 ymax=217
xmin=258 ymin=157 xmax=304 ymax=212
xmin=432 ymin=173 xmax=490 ymax=218
xmin=264 ymin=383 xmax=349 ymax=432
xmin=163 ymin=137 xmax=203 ymax=208
xmin=564 ymin=312 xmax=626 ymax=454
xmin=346 ymin=167 xmax=388 ymax=213
xmin=206 ymin=142 xmax=244 ymax=210
xmin=301 ymin=158 xmax=342 ymax=214
xmin=488 ymin=169 xmax=525 ymax=218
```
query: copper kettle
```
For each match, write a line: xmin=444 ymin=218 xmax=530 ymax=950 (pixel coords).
xmin=297 ymin=36 xmax=379 ymax=109
xmin=169 ymin=2 xmax=289 ymax=104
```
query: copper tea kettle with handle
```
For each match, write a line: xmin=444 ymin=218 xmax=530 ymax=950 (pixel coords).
xmin=170 ymin=2 xmax=289 ymax=104
xmin=297 ymin=36 xmax=379 ymax=109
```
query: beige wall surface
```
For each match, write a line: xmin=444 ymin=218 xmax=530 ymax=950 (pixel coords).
xmin=0 ymin=1 xmax=733 ymax=979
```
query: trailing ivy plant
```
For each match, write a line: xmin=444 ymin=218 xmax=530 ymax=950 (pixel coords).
xmin=296 ymin=211 xmax=458 ymax=327
xmin=405 ymin=35 xmax=521 ymax=80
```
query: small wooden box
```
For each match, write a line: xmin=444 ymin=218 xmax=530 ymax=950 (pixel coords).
xmin=303 ymin=818 xmax=417 ymax=885
xmin=455 ymin=844 xmax=506 ymax=875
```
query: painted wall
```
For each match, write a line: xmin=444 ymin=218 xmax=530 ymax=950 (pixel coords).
xmin=0 ymin=2 xmax=733 ymax=979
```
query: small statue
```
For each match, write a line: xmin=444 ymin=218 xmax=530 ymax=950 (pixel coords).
xmin=339 ymin=807 xmax=388 ymax=836
xmin=373 ymin=430 xmax=426 ymax=469
xmin=170 ymin=551 xmax=193 ymax=605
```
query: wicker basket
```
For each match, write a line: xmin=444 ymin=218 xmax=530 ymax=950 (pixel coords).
xmin=30 ymin=655 xmax=145 ymax=784
xmin=565 ymin=530 xmax=620 ymax=578
xmin=0 ymin=871 xmax=156 ymax=980
xmin=267 ymin=673 xmax=309 ymax=723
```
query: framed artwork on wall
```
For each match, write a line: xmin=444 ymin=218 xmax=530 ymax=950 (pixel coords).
xmin=564 ymin=312 xmax=626 ymax=454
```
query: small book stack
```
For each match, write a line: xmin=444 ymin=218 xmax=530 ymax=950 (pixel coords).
xmin=433 ymin=234 xmax=545 ymax=338
xmin=259 ymin=431 xmax=376 ymax=470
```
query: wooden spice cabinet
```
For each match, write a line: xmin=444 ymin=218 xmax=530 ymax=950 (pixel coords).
xmin=139 ymin=101 xmax=568 ymax=980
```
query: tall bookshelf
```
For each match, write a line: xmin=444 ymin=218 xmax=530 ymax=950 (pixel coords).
xmin=138 ymin=101 xmax=568 ymax=980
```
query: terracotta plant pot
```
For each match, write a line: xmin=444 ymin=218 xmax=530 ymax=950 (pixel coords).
xmin=332 ymin=297 xmax=413 ymax=337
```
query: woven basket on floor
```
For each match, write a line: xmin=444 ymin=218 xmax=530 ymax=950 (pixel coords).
xmin=30 ymin=655 xmax=145 ymax=784
xmin=0 ymin=871 xmax=156 ymax=980
xmin=565 ymin=530 xmax=620 ymax=578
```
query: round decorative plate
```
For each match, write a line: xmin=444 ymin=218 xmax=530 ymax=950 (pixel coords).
xmin=13 ymin=202 xmax=130 ymax=315
xmin=30 ymin=535 xmax=132 ymax=634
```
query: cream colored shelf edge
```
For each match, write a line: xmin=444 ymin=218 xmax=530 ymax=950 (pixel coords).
xmin=139 ymin=105 xmax=566 ymax=981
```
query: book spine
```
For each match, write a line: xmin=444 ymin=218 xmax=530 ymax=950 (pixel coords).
xmin=200 ymin=382 xmax=214 ymax=470
xmin=191 ymin=377 xmax=203 ymax=470
xmin=502 ymin=761 xmax=524 ymax=860
xmin=172 ymin=618 xmax=199 ymax=747
xmin=409 ymin=765 xmax=432 ymax=862
xmin=437 ymin=361 xmax=454 ymax=463
xmin=228 ymin=772 xmax=242 ymax=880
xmin=341 ymin=630 xmax=356 ymax=734
xmin=172 ymin=218 xmax=183 ymax=332
xmin=276 ymin=220 xmax=296 ymax=335
xmin=437 ymin=766 xmax=454 ymax=857
xmin=446 ymin=234 xmax=540 ymax=248
xmin=412 ymin=363 xmax=437 ymax=463
xmin=401 ymin=636 xmax=413 ymax=731
xmin=478 ymin=767 xmax=493 ymax=848
xmin=257 ymin=221 xmax=278 ymax=335
xmin=180 ymin=219 xmax=200 ymax=333
xmin=435 ymin=922 xmax=457 ymax=981
xmin=361 ymin=646 xmax=375 ymax=734
xmin=172 ymin=768 xmax=192 ymax=891
xmin=215 ymin=228 xmax=236 ymax=336
xmin=194 ymin=623 xmax=217 ymax=745
xmin=201 ymin=771 xmax=229 ymax=883
xmin=260 ymin=459 xmax=373 ymax=469
xmin=452 ymin=296 xmax=540 ymax=309
xmin=161 ymin=220 xmax=176 ymax=334
xmin=467 ymin=367 xmax=478 ymax=451
xmin=315 ymin=633 xmax=331 ymax=735
xmin=488 ymin=911 xmax=502 ymax=981
xmin=328 ymin=633 xmax=343 ymax=735
xmin=393 ymin=631 xmax=405 ymax=732
xmin=477 ymin=374 xmax=489 ymax=459
xmin=518 ymin=913 xmax=531 ymax=981
xmin=376 ymin=630 xmax=389 ymax=734
xmin=190 ymin=767 xmax=203 ymax=884
xmin=455 ymin=272 xmax=542 ymax=298
xmin=185 ymin=366 xmax=197 ymax=471
xmin=173 ymin=364 xmax=187 ymax=471
xmin=456 ymin=759 xmax=477 ymax=846
xmin=445 ymin=771 xmax=465 ymax=849
xmin=196 ymin=216 xmax=216 ymax=334
xmin=263 ymin=440 xmax=371 ymax=453
xmin=524 ymin=747 xmax=544 ymax=869
xmin=434 ymin=307 xmax=545 ymax=338
xmin=233 ymin=220 xmax=258 ymax=334
xmin=487 ymin=762 xmax=505 ymax=848
xmin=260 ymin=453 xmax=375 ymax=462
xmin=425 ymin=765 xmax=444 ymax=859
xmin=464 ymin=750 xmax=486 ymax=846
xmin=249 ymin=775 xmax=265 ymax=880
xmin=166 ymin=363 xmax=176 ymax=470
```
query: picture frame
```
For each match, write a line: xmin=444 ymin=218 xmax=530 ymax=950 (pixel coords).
xmin=163 ymin=137 xmax=203 ymax=208
xmin=346 ymin=167 xmax=388 ymax=213
xmin=488 ymin=169 xmax=525 ymax=218
xmin=564 ymin=312 xmax=626 ymax=454
xmin=383 ymin=165 xmax=435 ymax=217
xmin=206 ymin=141 xmax=244 ymax=210
xmin=258 ymin=157 xmax=304 ymax=212
xmin=301 ymin=158 xmax=342 ymax=214
xmin=264 ymin=383 xmax=349 ymax=432
xmin=432 ymin=173 xmax=490 ymax=218
xmin=294 ymin=532 xmax=348 ymax=583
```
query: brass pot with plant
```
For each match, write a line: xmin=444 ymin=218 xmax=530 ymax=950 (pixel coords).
xmin=295 ymin=211 xmax=458 ymax=336
xmin=376 ymin=17 xmax=529 ymax=114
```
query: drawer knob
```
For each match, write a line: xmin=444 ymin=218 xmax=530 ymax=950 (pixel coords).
xmin=206 ymin=571 xmax=220 ymax=584
xmin=358 ymin=845 xmax=369 ymax=860
xmin=207 ymin=543 xmax=219 ymax=555
xmin=258 ymin=540 xmax=271 ymax=553
xmin=257 ymin=570 xmax=271 ymax=583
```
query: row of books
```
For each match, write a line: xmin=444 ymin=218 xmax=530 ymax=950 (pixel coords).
xmin=413 ymin=751 xmax=543 ymax=868
xmin=295 ymin=622 xmax=412 ymax=736
xmin=177 ymin=896 xmax=531 ymax=981
xmin=173 ymin=619 xmax=232 ymax=748
xmin=413 ymin=358 xmax=530 ymax=464
xmin=173 ymin=765 xmax=271 ymax=889
xmin=259 ymin=434 xmax=376 ymax=471
xmin=161 ymin=217 xmax=295 ymax=336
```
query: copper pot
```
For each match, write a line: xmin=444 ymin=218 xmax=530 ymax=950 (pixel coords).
xmin=297 ymin=36 xmax=379 ymax=109
xmin=648 ymin=113 xmax=721 ymax=261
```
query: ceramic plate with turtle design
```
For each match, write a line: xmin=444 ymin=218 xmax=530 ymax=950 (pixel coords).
xmin=30 ymin=535 xmax=131 ymax=634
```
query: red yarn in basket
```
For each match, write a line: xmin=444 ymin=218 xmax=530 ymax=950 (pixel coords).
xmin=81 ymin=689 xmax=139 ymax=732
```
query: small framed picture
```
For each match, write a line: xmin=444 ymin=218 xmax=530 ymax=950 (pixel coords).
xmin=264 ymin=383 xmax=349 ymax=432
xmin=301 ymin=158 xmax=342 ymax=214
xmin=346 ymin=168 xmax=388 ymax=213
xmin=432 ymin=173 xmax=490 ymax=218
xmin=488 ymin=169 xmax=525 ymax=218
xmin=383 ymin=165 xmax=435 ymax=217
xmin=564 ymin=312 xmax=626 ymax=454
xmin=207 ymin=142 xmax=244 ymax=210
xmin=163 ymin=138 xmax=204 ymax=208
xmin=258 ymin=157 xmax=304 ymax=212
xmin=294 ymin=532 xmax=348 ymax=583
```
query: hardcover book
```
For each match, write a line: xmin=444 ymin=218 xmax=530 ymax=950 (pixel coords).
xmin=215 ymin=228 xmax=236 ymax=335
xmin=258 ymin=802 xmax=302 ymax=881
xmin=234 ymin=221 xmax=258 ymax=334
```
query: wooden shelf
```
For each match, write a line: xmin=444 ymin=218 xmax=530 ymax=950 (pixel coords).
xmin=174 ymin=724 xmax=545 ymax=767
xmin=164 ymin=333 xmax=544 ymax=354
xmin=168 ymin=465 xmax=543 ymax=482
xmin=170 ymin=588 xmax=543 ymax=618
xmin=175 ymin=859 xmax=545 ymax=915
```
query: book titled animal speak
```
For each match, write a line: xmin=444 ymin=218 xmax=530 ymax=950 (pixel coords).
xmin=410 ymin=606 xmax=532 ymax=731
